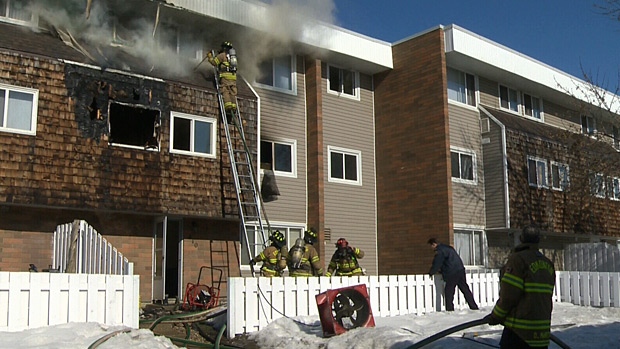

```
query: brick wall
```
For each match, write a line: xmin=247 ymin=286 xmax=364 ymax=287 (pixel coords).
xmin=374 ymin=28 xmax=453 ymax=274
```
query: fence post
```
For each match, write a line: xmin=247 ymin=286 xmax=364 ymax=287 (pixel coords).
xmin=65 ymin=220 xmax=81 ymax=273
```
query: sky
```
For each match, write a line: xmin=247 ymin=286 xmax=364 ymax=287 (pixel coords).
xmin=4 ymin=302 xmax=619 ymax=348
xmin=332 ymin=0 xmax=620 ymax=92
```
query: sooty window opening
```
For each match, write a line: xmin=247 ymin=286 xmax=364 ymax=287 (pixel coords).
xmin=109 ymin=102 xmax=161 ymax=149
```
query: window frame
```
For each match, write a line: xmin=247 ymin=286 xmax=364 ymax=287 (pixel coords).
xmin=454 ymin=228 xmax=486 ymax=267
xmin=450 ymin=147 xmax=477 ymax=184
xmin=0 ymin=0 xmax=35 ymax=25
xmin=255 ymin=55 xmax=297 ymax=94
xmin=613 ymin=125 xmax=619 ymax=150
xmin=327 ymin=64 xmax=360 ymax=100
xmin=240 ymin=223 xmax=304 ymax=268
xmin=612 ymin=177 xmax=620 ymax=201
xmin=169 ymin=111 xmax=217 ymax=158
xmin=527 ymin=156 xmax=548 ymax=188
xmin=260 ymin=138 xmax=297 ymax=178
xmin=499 ymin=85 xmax=520 ymax=114
xmin=0 ymin=83 xmax=38 ymax=136
xmin=522 ymin=92 xmax=543 ymax=121
xmin=581 ymin=115 xmax=596 ymax=136
xmin=447 ymin=67 xmax=477 ymax=107
xmin=550 ymin=161 xmax=569 ymax=191
xmin=590 ymin=173 xmax=606 ymax=198
xmin=327 ymin=145 xmax=362 ymax=185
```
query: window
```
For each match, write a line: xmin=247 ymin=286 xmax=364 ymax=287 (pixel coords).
xmin=613 ymin=126 xmax=619 ymax=149
xmin=612 ymin=177 xmax=620 ymax=201
xmin=447 ymin=68 xmax=476 ymax=106
xmin=260 ymin=139 xmax=296 ymax=176
xmin=551 ymin=162 xmax=569 ymax=191
xmin=328 ymin=146 xmax=361 ymax=185
xmin=241 ymin=224 xmax=304 ymax=266
xmin=0 ymin=84 xmax=38 ymax=135
xmin=170 ymin=112 xmax=216 ymax=157
xmin=108 ymin=102 xmax=161 ymax=149
xmin=581 ymin=115 xmax=596 ymax=136
xmin=528 ymin=156 xmax=548 ymax=188
xmin=256 ymin=55 xmax=294 ymax=91
xmin=454 ymin=229 xmax=484 ymax=266
xmin=499 ymin=85 xmax=519 ymax=112
xmin=0 ymin=0 xmax=33 ymax=23
xmin=451 ymin=148 xmax=476 ymax=183
xmin=328 ymin=65 xmax=358 ymax=98
xmin=590 ymin=173 xmax=606 ymax=198
xmin=523 ymin=93 xmax=542 ymax=120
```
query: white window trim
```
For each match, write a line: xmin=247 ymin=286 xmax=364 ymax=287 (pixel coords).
xmin=581 ymin=115 xmax=597 ymax=138
xmin=522 ymin=92 xmax=544 ymax=122
xmin=453 ymin=225 xmax=487 ymax=268
xmin=591 ymin=173 xmax=606 ymax=198
xmin=451 ymin=146 xmax=477 ymax=185
xmin=0 ymin=83 xmax=38 ymax=136
xmin=0 ymin=0 xmax=36 ymax=26
xmin=499 ymin=84 xmax=521 ymax=115
xmin=327 ymin=145 xmax=362 ymax=185
xmin=241 ymin=222 xmax=305 ymax=269
xmin=447 ymin=68 xmax=478 ymax=109
xmin=550 ymin=161 xmax=569 ymax=191
xmin=527 ymin=156 xmax=548 ymax=189
xmin=254 ymin=55 xmax=297 ymax=95
xmin=326 ymin=64 xmax=360 ymax=101
xmin=261 ymin=138 xmax=297 ymax=178
xmin=611 ymin=177 xmax=620 ymax=201
xmin=169 ymin=111 xmax=217 ymax=158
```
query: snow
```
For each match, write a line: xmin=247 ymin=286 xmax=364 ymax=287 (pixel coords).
xmin=2 ymin=303 xmax=619 ymax=348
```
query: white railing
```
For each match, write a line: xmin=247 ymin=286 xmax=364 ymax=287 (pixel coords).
xmin=227 ymin=270 xmax=620 ymax=338
xmin=53 ymin=220 xmax=133 ymax=275
xmin=0 ymin=272 xmax=140 ymax=332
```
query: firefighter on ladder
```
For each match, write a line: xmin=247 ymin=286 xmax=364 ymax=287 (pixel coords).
xmin=207 ymin=41 xmax=238 ymax=113
xmin=250 ymin=231 xmax=287 ymax=277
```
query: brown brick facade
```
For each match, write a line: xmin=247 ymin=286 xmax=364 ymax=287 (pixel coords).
xmin=374 ymin=28 xmax=453 ymax=274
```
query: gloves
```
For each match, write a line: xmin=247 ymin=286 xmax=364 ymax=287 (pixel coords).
xmin=207 ymin=51 xmax=213 ymax=59
xmin=249 ymin=260 xmax=256 ymax=267
xmin=484 ymin=313 xmax=502 ymax=325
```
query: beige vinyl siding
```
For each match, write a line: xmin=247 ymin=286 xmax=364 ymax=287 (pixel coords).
xmin=448 ymin=104 xmax=485 ymax=227
xmin=478 ymin=77 xmax=499 ymax=108
xmin=482 ymin=117 xmax=508 ymax=228
xmin=256 ymin=56 xmax=307 ymax=224
xmin=322 ymin=68 xmax=377 ymax=275
xmin=541 ymin=100 xmax=581 ymax=131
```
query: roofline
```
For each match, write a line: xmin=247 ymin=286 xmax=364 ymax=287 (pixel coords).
xmin=443 ymin=24 xmax=620 ymax=112
xmin=166 ymin=0 xmax=393 ymax=71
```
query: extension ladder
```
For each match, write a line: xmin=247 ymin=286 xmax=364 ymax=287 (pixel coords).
xmin=213 ymin=74 xmax=270 ymax=277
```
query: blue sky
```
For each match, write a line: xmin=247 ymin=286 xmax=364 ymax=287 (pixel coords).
xmin=332 ymin=0 xmax=620 ymax=92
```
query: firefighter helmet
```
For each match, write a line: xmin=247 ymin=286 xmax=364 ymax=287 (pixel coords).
xmin=270 ymin=230 xmax=286 ymax=248
xmin=336 ymin=238 xmax=348 ymax=248
xmin=304 ymin=228 xmax=318 ymax=245
xmin=221 ymin=41 xmax=233 ymax=50
xmin=520 ymin=225 xmax=541 ymax=243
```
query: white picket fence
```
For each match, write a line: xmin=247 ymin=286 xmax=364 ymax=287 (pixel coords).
xmin=0 ymin=272 xmax=140 ymax=332
xmin=226 ymin=270 xmax=620 ymax=338
xmin=53 ymin=220 xmax=133 ymax=275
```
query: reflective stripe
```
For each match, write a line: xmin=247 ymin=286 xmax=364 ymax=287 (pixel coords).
xmin=524 ymin=282 xmax=554 ymax=293
xmin=503 ymin=317 xmax=551 ymax=330
xmin=501 ymin=272 xmax=524 ymax=290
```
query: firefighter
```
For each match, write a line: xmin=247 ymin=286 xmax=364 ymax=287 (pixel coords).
xmin=207 ymin=41 xmax=238 ymax=112
xmin=249 ymin=230 xmax=287 ymax=277
xmin=287 ymin=228 xmax=323 ymax=277
xmin=485 ymin=225 xmax=556 ymax=348
xmin=325 ymin=238 xmax=364 ymax=277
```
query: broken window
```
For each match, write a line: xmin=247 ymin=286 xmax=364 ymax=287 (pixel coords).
xmin=108 ymin=102 xmax=160 ymax=150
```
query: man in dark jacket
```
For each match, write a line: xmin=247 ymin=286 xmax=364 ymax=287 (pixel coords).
xmin=428 ymin=238 xmax=479 ymax=311
xmin=485 ymin=225 xmax=555 ymax=348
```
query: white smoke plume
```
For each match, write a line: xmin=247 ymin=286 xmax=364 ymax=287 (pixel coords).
xmin=27 ymin=0 xmax=339 ymax=81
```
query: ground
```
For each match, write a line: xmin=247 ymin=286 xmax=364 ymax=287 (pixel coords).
xmin=140 ymin=303 xmax=260 ymax=349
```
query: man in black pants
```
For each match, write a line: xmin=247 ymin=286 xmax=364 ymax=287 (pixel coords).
xmin=428 ymin=238 xmax=479 ymax=311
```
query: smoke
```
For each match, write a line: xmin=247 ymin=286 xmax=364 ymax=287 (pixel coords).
xmin=27 ymin=0 xmax=338 ymax=81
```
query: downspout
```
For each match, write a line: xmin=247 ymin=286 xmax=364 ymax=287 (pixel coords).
xmin=479 ymin=106 xmax=510 ymax=229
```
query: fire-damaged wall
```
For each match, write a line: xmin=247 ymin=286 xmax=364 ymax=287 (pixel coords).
xmin=0 ymin=50 xmax=257 ymax=217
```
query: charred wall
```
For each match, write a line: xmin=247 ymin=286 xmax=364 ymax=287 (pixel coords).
xmin=0 ymin=51 xmax=257 ymax=218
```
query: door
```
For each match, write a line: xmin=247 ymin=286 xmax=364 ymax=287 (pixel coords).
xmin=153 ymin=217 xmax=167 ymax=302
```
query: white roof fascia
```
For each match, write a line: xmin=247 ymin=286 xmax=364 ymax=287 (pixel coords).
xmin=444 ymin=24 xmax=619 ymax=112
xmin=167 ymin=0 xmax=392 ymax=70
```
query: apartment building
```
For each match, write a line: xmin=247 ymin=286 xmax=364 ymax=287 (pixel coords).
xmin=0 ymin=0 xmax=390 ymax=302
xmin=1 ymin=0 xmax=618 ymax=303
xmin=375 ymin=25 xmax=620 ymax=274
